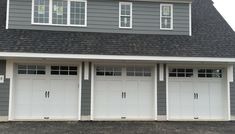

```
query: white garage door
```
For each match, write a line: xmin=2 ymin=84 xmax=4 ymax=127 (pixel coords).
xmin=14 ymin=65 xmax=79 ymax=120
xmin=94 ymin=65 xmax=155 ymax=120
xmin=168 ymin=68 xmax=227 ymax=120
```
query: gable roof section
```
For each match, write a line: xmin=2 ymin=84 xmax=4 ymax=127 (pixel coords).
xmin=0 ymin=0 xmax=235 ymax=58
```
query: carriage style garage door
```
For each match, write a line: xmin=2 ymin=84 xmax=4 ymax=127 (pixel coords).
xmin=94 ymin=65 xmax=155 ymax=120
xmin=168 ymin=68 xmax=227 ymax=120
xmin=14 ymin=65 xmax=80 ymax=120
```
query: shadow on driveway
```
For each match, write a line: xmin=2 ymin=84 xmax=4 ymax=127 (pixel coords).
xmin=0 ymin=121 xmax=235 ymax=134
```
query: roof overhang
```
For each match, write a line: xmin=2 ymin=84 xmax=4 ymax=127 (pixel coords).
xmin=0 ymin=52 xmax=235 ymax=63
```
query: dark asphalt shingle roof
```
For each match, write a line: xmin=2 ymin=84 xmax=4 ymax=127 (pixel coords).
xmin=0 ymin=0 xmax=235 ymax=58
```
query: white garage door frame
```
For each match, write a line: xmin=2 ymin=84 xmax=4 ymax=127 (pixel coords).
xmin=90 ymin=62 xmax=158 ymax=121
xmin=8 ymin=60 xmax=82 ymax=121
xmin=166 ymin=64 xmax=232 ymax=121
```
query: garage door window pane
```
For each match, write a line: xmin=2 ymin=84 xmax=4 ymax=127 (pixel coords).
xmin=198 ymin=69 xmax=222 ymax=78
xmin=127 ymin=67 xmax=151 ymax=77
xmin=51 ymin=66 xmax=77 ymax=75
xmin=18 ymin=65 xmax=45 ymax=75
xmin=18 ymin=70 xmax=27 ymax=74
xmin=169 ymin=68 xmax=193 ymax=78
xmin=96 ymin=66 xmax=105 ymax=76
xmin=96 ymin=66 xmax=121 ymax=76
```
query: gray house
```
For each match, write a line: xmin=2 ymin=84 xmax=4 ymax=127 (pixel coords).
xmin=0 ymin=0 xmax=235 ymax=121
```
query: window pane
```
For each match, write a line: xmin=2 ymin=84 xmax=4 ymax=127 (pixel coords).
xmin=52 ymin=0 xmax=67 ymax=24
xmin=34 ymin=0 xmax=49 ymax=23
xmin=121 ymin=16 xmax=130 ymax=27
xmin=69 ymin=66 xmax=77 ymax=70
xmin=127 ymin=71 xmax=134 ymax=76
xmin=28 ymin=70 xmax=37 ymax=74
xmin=69 ymin=71 xmax=77 ymax=75
xmin=18 ymin=70 xmax=27 ymax=74
xmin=18 ymin=65 xmax=27 ymax=70
xmin=161 ymin=17 xmax=171 ymax=29
xmin=51 ymin=71 xmax=59 ymax=75
xmin=162 ymin=6 xmax=171 ymax=16
xmin=60 ymin=66 xmax=69 ymax=70
xmin=37 ymin=70 xmax=46 ymax=75
xmin=70 ymin=1 xmax=86 ymax=25
xmin=169 ymin=73 xmax=176 ymax=77
xmin=51 ymin=66 xmax=59 ymax=70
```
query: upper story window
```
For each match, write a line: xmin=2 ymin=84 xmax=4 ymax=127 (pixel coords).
xmin=32 ymin=0 xmax=87 ymax=26
xmin=52 ymin=0 xmax=67 ymax=25
xmin=119 ymin=2 xmax=132 ymax=29
xmin=160 ymin=4 xmax=173 ymax=30
xmin=33 ymin=0 xmax=50 ymax=24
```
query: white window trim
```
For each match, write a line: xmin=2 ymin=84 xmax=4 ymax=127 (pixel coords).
xmin=119 ymin=2 xmax=133 ymax=29
xmin=160 ymin=4 xmax=173 ymax=30
xmin=31 ymin=0 xmax=87 ymax=27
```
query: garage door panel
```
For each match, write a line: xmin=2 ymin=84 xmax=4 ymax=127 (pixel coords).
xmin=94 ymin=66 xmax=154 ymax=120
xmin=169 ymin=81 xmax=181 ymax=119
xmin=107 ymin=91 xmax=123 ymax=118
xmin=15 ymin=79 xmax=32 ymax=104
xmin=14 ymin=64 xmax=80 ymax=120
xmin=168 ymin=68 xmax=226 ymax=121
xmin=94 ymin=90 xmax=108 ymax=118
xmin=180 ymin=81 xmax=194 ymax=119
xmin=209 ymin=82 xmax=225 ymax=119
xmin=194 ymin=82 xmax=210 ymax=119
xmin=31 ymin=79 xmax=48 ymax=118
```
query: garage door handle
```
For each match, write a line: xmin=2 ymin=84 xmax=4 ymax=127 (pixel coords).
xmin=122 ymin=92 xmax=124 ymax=98
xmin=124 ymin=92 xmax=126 ymax=99
xmin=194 ymin=93 xmax=199 ymax=99
xmin=45 ymin=91 xmax=48 ymax=98
xmin=48 ymin=91 xmax=50 ymax=98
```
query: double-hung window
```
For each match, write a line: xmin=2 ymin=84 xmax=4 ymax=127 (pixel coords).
xmin=160 ymin=4 xmax=173 ymax=30
xmin=52 ymin=0 xmax=67 ymax=25
xmin=119 ymin=2 xmax=132 ymax=28
xmin=33 ymin=0 xmax=50 ymax=24
xmin=32 ymin=0 xmax=87 ymax=26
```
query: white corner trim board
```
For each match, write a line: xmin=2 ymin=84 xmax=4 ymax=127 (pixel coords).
xmin=6 ymin=0 xmax=10 ymax=29
xmin=159 ymin=64 xmax=164 ymax=81
xmin=228 ymin=65 xmax=234 ymax=82
xmin=1 ymin=52 xmax=235 ymax=62
xmin=84 ymin=62 xmax=89 ymax=80
xmin=189 ymin=3 xmax=192 ymax=36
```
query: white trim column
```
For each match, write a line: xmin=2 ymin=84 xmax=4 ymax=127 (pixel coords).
xmin=227 ymin=65 xmax=234 ymax=120
xmin=6 ymin=60 xmax=14 ymax=121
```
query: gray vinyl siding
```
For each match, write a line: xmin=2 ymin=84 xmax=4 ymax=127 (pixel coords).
xmin=81 ymin=62 xmax=92 ymax=116
xmin=8 ymin=0 xmax=190 ymax=35
xmin=230 ymin=66 xmax=235 ymax=116
xmin=0 ymin=60 xmax=9 ymax=116
xmin=157 ymin=64 xmax=166 ymax=115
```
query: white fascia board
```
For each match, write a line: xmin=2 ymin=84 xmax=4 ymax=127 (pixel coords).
xmin=0 ymin=52 xmax=235 ymax=63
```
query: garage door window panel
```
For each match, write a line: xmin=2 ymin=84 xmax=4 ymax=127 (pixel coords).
xmin=169 ymin=68 xmax=193 ymax=78
xmin=18 ymin=65 xmax=46 ymax=75
xmin=127 ymin=67 xmax=152 ymax=77
xmin=51 ymin=66 xmax=77 ymax=75
xmin=96 ymin=66 xmax=122 ymax=76
xmin=198 ymin=69 xmax=222 ymax=78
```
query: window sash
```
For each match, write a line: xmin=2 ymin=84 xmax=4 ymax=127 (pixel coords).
xmin=32 ymin=0 xmax=87 ymax=26
xmin=160 ymin=4 xmax=173 ymax=30
xmin=119 ymin=2 xmax=132 ymax=28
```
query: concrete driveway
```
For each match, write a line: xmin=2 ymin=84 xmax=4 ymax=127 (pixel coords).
xmin=0 ymin=121 xmax=234 ymax=134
